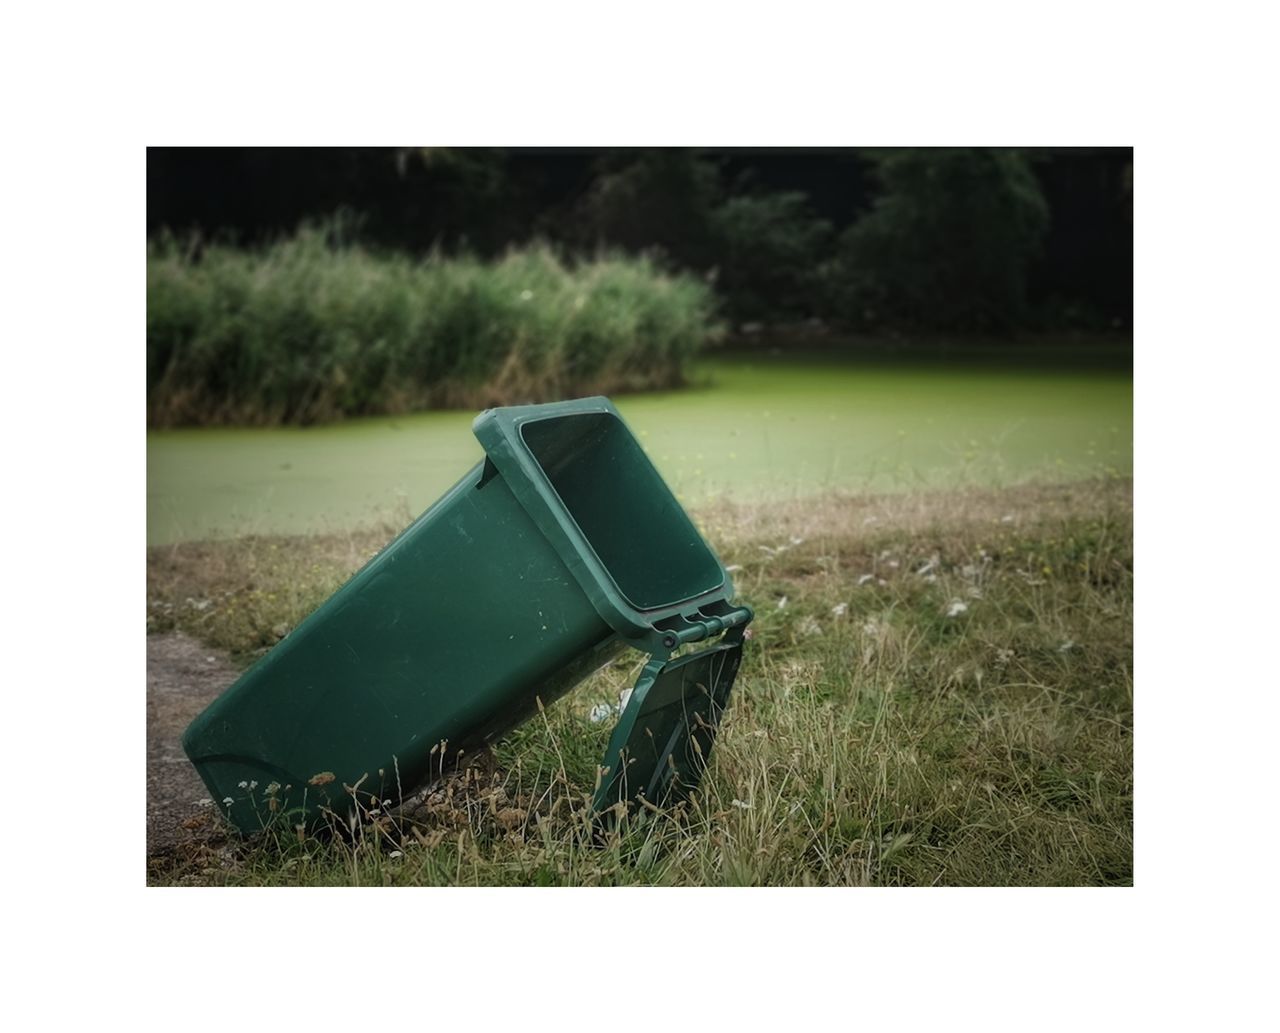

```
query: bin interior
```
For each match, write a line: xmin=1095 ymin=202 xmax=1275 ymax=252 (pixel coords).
xmin=520 ymin=412 xmax=725 ymax=610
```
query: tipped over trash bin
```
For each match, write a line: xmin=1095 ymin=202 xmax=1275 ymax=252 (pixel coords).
xmin=183 ymin=396 xmax=753 ymax=834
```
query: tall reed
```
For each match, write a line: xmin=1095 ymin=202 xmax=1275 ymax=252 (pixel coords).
xmin=148 ymin=229 xmax=719 ymax=426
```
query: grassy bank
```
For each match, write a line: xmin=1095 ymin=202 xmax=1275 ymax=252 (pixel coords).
xmin=147 ymin=232 xmax=718 ymax=426
xmin=147 ymin=479 xmax=1132 ymax=886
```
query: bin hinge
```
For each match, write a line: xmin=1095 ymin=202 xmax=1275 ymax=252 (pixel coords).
xmin=652 ymin=603 xmax=753 ymax=652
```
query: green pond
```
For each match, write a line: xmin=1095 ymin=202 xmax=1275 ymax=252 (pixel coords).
xmin=147 ymin=355 xmax=1132 ymax=546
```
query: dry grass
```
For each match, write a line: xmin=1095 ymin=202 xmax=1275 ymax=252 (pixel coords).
xmin=147 ymin=478 xmax=1132 ymax=886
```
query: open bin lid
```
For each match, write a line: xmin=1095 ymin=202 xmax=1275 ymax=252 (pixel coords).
xmin=592 ymin=637 xmax=744 ymax=815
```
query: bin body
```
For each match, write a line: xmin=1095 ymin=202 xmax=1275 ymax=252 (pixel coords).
xmin=183 ymin=465 xmax=621 ymax=830
xmin=184 ymin=397 xmax=749 ymax=833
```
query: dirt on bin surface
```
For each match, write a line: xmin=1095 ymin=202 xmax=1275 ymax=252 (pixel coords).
xmin=146 ymin=632 xmax=239 ymax=873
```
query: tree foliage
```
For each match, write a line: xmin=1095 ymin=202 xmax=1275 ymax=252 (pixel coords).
xmin=832 ymin=149 xmax=1050 ymax=331
xmin=574 ymin=151 xmax=723 ymax=269
xmin=148 ymin=147 xmax=1129 ymax=334
xmin=712 ymin=192 xmax=833 ymax=320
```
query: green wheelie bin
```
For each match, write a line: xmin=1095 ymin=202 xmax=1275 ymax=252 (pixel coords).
xmin=182 ymin=396 xmax=753 ymax=834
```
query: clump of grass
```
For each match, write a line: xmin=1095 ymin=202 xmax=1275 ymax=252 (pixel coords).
xmin=148 ymin=479 xmax=1132 ymax=885
xmin=147 ymin=228 xmax=720 ymax=426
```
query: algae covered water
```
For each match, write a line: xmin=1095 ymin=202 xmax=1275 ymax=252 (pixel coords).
xmin=147 ymin=355 xmax=1132 ymax=545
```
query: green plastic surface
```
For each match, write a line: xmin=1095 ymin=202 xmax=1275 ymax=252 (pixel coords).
xmin=593 ymin=633 xmax=745 ymax=815
xmin=520 ymin=412 xmax=724 ymax=610
xmin=183 ymin=396 xmax=752 ymax=834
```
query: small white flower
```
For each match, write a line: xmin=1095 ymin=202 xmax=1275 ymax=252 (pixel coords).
xmin=776 ymin=595 xmax=788 ymax=609
xmin=222 ymin=797 xmax=234 ymax=806
xmin=731 ymin=799 xmax=752 ymax=810
xmin=196 ymin=798 xmax=212 ymax=807
xmin=857 ymin=574 xmax=875 ymax=586
xmin=237 ymin=781 xmax=248 ymax=789
xmin=248 ymin=781 xmax=258 ymax=790
xmin=389 ymin=850 xmax=403 ymax=859
xmin=946 ymin=600 xmax=969 ymax=617
xmin=831 ymin=602 xmax=848 ymax=617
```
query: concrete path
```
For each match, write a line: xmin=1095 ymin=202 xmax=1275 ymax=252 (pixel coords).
xmin=146 ymin=633 xmax=237 ymax=856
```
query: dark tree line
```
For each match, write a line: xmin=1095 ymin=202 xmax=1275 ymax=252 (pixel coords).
xmin=148 ymin=147 xmax=1132 ymax=333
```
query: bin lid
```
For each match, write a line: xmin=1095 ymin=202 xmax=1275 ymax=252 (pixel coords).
xmin=592 ymin=638 xmax=744 ymax=815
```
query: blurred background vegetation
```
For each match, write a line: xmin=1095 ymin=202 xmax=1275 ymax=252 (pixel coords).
xmin=147 ymin=147 xmax=1131 ymax=427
